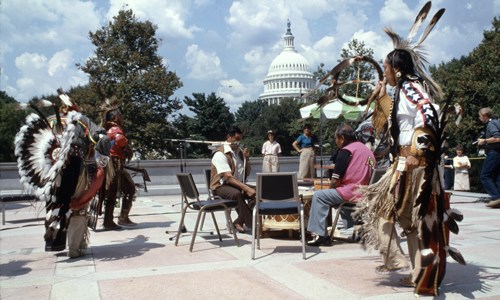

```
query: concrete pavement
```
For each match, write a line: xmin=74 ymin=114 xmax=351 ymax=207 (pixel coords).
xmin=1 ymin=191 xmax=499 ymax=299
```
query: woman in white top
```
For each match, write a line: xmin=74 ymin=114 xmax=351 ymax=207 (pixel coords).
xmin=261 ymin=130 xmax=281 ymax=172
xmin=453 ymin=145 xmax=471 ymax=191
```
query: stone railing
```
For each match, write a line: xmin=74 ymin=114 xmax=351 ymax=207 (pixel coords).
xmin=1 ymin=157 xmax=310 ymax=196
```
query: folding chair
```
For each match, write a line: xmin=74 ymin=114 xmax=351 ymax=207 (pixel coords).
xmin=199 ymin=169 xmax=220 ymax=230
xmin=175 ymin=173 xmax=240 ymax=251
xmin=252 ymin=172 xmax=306 ymax=260
xmin=329 ymin=167 xmax=388 ymax=242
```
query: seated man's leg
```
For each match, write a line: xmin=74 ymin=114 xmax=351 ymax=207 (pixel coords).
xmin=307 ymin=189 xmax=343 ymax=239
xmin=214 ymin=185 xmax=252 ymax=229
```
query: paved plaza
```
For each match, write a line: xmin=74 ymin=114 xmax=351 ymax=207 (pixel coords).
xmin=1 ymin=191 xmax=499 ymax=299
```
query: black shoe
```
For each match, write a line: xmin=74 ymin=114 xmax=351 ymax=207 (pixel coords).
xmin=233 ymin=223 xmax=246 ymax=233
xmin=307 ymin=235 xmax=332 ymax=246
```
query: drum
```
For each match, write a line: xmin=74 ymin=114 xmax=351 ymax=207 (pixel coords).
xmin=314 ymin=179 xmax=330 ymax=190
xmin=261 ymin=188 xmax=314 ymax=231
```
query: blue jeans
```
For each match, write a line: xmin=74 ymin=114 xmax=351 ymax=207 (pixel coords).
xmin=307 ymin=188 xmax=348 ymax=237
xmin=480 ymin=150 xmax=500 ymax=199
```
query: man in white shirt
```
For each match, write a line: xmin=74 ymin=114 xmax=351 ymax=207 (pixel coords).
xmin=209 ymin=126 xmax=255 ymax=233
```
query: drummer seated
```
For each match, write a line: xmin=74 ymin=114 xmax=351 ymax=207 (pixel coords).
xmin=307 ymin=124 xmax=375 ymax=246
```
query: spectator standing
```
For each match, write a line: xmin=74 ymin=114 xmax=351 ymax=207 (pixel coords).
xmin=261 ymin=130 xmax=281 ymax=172
xmin=453 ymin=145 xmax=471 ymax=191
xmin=477 ymin=108 xmax=500 ymax=208
xmin=292 ymin=124 xmax=318 ymax=179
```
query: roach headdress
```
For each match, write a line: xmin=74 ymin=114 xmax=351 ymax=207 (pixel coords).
xmin=384 ymin=1 xmax=445 ymax=99
xmin=99 ymin=96 xmax=121 ymax=130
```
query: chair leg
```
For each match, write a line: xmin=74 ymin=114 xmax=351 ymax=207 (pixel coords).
xmin=300 ymin=205 xmax=306 ymax=259
xmin=224 ymin=209 xmax=239 ymax=247
xmin=256 ymin=215 xmax=262 ymax=250
xmin=175 ymin=207 xmax=189 ymax=246
xmin=329 ymin=204 xmax=343 ymax=240
xmin=189 ymin=211 xmax=204 ymax=252
xmin=251 ymin=209 xmax=257 ymax=259
xmin=227 ymin=209 xmax=234 ymax=234
xmin=199 ymin=211 xmax=206 ymax=230
xmin=210 ymin=212 xmax=222 ymax=241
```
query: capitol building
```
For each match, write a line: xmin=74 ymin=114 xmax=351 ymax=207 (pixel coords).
xmin=259 ymin=21 xmax=316 ymax=105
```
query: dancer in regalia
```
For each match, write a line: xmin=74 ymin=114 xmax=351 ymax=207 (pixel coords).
xmin=15 ymin=89 xmax=110 ymax=257
xmin=100 ymin=98 xmax=137 ymax=230
xmin=354 ymin=1 xmax=465 ymax=296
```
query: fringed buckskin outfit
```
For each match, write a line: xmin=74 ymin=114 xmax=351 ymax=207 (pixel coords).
xmin=354 ymin=2 xmax=465 ymax=296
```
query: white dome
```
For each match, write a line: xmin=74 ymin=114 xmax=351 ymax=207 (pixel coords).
xmin=259 ymin=21 xmax=315 ymax=105
xmin=267 ymin=50 xmax=311 ymax=74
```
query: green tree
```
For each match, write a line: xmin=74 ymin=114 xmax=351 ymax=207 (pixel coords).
xmin=234 ymin=99 xmax=267 ymax=155
xmin=260 ymin=98 xmax=303 ymax=156
xmin=432 ymin=17 xmax=499 ymax=155
xmin=78 ymin=9 xmax=183 ymax=159
xmin=234 ymin=98 xmax=302 ymax=156
xmin=337 ymin=39 xmax=378 ymax=100
xmin=0 ymin=91 xmax=28 ymax=162
xmin=180 ymin=92 xmax=235 ymax=158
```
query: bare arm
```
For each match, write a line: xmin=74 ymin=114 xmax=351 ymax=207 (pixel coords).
xmin=292 ymin=140 xmax=301 ymax=152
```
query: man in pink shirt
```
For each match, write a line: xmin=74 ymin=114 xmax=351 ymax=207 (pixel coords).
xmin=307 ymin=123 xmax=375 ymax=246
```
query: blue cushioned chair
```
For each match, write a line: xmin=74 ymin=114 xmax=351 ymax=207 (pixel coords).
xmin=251 ymin=172 xmax=306 ymax=259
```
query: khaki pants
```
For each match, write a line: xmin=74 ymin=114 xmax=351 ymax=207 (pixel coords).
xmin=262 ymin=155 xmax=279 ymax=173
xmin=298 ymin=148 xmax=315 ymax=179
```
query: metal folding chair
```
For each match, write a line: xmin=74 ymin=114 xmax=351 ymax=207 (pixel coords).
xmin=252 ymin=172 xmax=306 ymax=259
xmin=175 ymin=173 xmax=240 ymax=251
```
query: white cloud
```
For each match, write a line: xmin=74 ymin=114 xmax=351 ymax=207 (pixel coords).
xmin=185 ymin=44 xmax=226 ymax=80
xmin=380 ymin=0 xmax=414 ymax=27
xmin=218 ymin=78 xmax=258 ymax=110
xmin=108 ymin=0 xmax=200 ymax=39
xmin=48 ymin=50 xmax=73 ymax=76
xmin=12 ymin=51 xmax=87 ymax=101
xmin=242 ymin=47 xmax=274 ymax=79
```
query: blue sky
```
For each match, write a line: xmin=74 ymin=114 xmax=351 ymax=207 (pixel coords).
xmin=1 ymin=0 xmax=498 ymax=113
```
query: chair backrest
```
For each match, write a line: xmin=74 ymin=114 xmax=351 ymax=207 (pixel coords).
xmin=256 ymin=172 xmax=299 ymax=202
xmin=176 ymin=173 xmax=200 ymax=202
xmin=369 ymin=168 xmax=387 ymax=185
xmin=204 ymin=169 xmax=214 ymax=197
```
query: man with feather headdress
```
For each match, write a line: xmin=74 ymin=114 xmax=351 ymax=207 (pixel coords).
xmin=354 ymin=1 xmax=465 ymax=296
xmin=14 ymin=89 xmax=110 ymax=258
xmin=99 ymin=97 xmax=137 ymax=230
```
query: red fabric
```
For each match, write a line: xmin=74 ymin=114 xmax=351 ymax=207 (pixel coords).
xmin=107 ymin=126 xmax=128 ymax=159
xmin=70 ymin=167 xmax=104 ymax=210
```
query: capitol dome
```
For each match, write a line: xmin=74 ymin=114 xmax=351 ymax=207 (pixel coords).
xmin=259 ymin=21 xmax=315 ymax=105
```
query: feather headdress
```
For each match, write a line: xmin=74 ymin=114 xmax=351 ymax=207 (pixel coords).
xmin=14 ymin=107 xmax=80 ymax=202
xmin=99 ymin=96 xmax=121 ymax=129
xmin=384 ymin=1 xmax=445 ymax=99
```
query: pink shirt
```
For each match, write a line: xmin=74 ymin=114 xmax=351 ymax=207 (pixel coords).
xmin=336 ymin=141 xmax=375 ymax=202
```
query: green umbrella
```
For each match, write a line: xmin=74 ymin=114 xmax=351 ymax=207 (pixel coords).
xmin=300 ymin=96 xmax=372 ymax=121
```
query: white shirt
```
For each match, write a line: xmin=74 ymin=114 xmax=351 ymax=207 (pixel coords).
xmin=212 ymin=144 xmax=245 ymax=183
xmin=261 ymin=140 xmax=281 ymax=156
xmin=396 ymin=81 xmax=440 ymax=146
